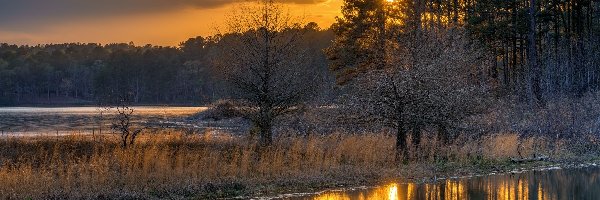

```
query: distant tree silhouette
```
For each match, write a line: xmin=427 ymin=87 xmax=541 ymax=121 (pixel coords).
xmin=0 ymin=28 xmax=334 ymax=106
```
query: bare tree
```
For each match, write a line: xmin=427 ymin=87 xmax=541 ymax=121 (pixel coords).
xmin=110 ymin=100 xmax=143 ymax=148
xmin=349 ymin=28 xmax=489 ymax=160
xmin=212 ymin=0 xmax=318 ymax=146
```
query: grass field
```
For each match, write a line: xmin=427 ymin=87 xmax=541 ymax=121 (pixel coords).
xmin=0 ymin=129 xmax=597 ymax=199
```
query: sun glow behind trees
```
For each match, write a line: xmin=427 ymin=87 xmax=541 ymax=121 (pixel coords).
xmin=0 ymin=0 xmax=343 ymax=46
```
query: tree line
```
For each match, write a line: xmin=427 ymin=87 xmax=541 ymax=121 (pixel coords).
xmin=321 ymin=0 xmax=599 ymax=158
xmin=0 ymin=25 xmax=333 ymax=106
xmin=202 ymin=0 xmax=490 ymax=152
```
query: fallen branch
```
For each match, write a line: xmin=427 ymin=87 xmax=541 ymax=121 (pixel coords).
xmin=511 ymin=155 xmax=549 ymax=163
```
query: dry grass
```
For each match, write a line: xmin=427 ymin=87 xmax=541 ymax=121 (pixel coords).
xmin=0 ymin=131 xmax=397 ymax=199
xmin=0 ymin=130 xmax=597 ymax=199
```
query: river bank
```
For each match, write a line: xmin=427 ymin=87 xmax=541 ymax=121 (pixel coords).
xmin=0 ymin=130 xmax=598 ymax=199
xmin=263 ymin=162 xmax=600 ymax=200
xmin=251 ymin=158 xmax=600 ymax=199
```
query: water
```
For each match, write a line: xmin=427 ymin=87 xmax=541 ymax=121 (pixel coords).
xmin=0 ymin=106 xmax=206 ymax=135
xmin=284 ymin=166 xmax=600 ymax=200
xmin=0 ymin=106 xmax=204 ymax=114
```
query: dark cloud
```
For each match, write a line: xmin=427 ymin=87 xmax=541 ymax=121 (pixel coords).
xmin=0 ymin=0 xmax=328 ymax=31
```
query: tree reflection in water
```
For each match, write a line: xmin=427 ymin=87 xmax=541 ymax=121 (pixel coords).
xmin=296 ymin=166 xmax=600 ymax=200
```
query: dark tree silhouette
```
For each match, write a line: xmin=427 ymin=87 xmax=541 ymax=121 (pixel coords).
xmin=211 ymin=0 xmax=320 ymax=146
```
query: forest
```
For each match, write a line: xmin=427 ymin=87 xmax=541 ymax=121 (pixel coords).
xmin=0 ymin=26 xmax=334 ymax=106
xmin=0 ymin=0 xmax=598 ymax=107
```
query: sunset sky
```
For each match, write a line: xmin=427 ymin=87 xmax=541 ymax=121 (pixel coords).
xmin=0 ymin=0 xmax=342 ymax=46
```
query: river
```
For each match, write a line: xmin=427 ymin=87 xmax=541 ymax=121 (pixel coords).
xmin=282 ymin=165 xmax=600 ymax=200
xmin=0 ymin=106 xmax=206 ymax=135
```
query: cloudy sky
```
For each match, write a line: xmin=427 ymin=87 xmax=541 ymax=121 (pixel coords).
xmin=0 ymin=0 xmax=342 ymax=46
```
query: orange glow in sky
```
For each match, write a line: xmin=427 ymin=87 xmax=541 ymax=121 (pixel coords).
xmin=0 ymin=0 xmax=342 ymax=46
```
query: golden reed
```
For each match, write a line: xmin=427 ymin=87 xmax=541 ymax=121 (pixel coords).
xmin=0 ymin=130 xmax=592 ymax=199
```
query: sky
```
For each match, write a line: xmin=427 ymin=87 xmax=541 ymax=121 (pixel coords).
xmin=0 ymin=0 xmax=342 ymax=46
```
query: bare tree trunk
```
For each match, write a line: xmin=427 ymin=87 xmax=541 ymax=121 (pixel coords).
xmin=396 ymin=118 xmax=407 ymax=161
xmin=412 ymin=124 xmax=422 ymax=148
xmin=528 ymin=0 xmax=544 ymax=106
xmin=121 ymin=131 xmax=129 ymax=148
xmin=437 ymin=123 xmax=450 ymax=145
xmin=260 ymin=121 xmax=273 ymax=146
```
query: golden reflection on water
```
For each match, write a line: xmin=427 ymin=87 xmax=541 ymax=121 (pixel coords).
xmin=446 ymin=180 xmax=466 ymax=200
xmin=388 ymin=184 xmax=398 ymax=200
xmin=302 ymin=168 xmax=600 ymax=200
xmin=313 ymin=192 xmax=351 ymax=200
xmin=312 ymin=182 xmax=452 ymax=200
xmin=309 ymin=178 xmax=544 ymax=200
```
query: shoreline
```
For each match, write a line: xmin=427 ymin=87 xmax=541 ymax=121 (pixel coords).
xmin=245 ymin=159 xmax=600 ymax=199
